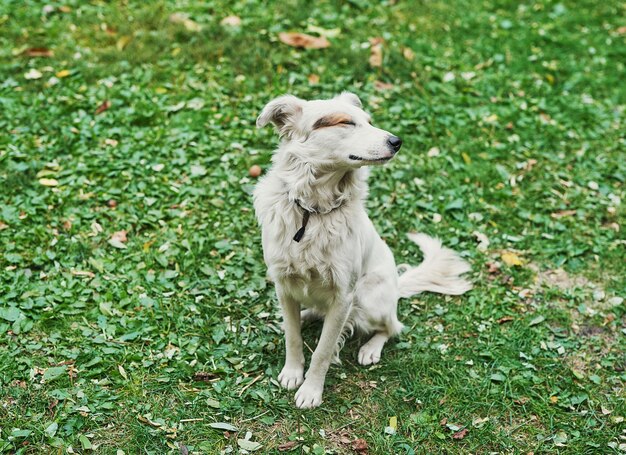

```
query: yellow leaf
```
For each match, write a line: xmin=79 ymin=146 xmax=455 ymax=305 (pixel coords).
xmin=550 ymin=396 xmax=558 ymax=404
xmin=389 ymin=415 xmax=397 ymax=430
xmin=501 ymin=251 xmax=523 ymax=266
xmin=39 ymin=178 xmax=59 ymax=187
xmin=116 ymin=35 xmax=132 ymax=51
xmin=155 ymin=87 xmax=168 ymax=94
xmin=56 ymin=69 xmax=71 ymax=78
xmin=462 ymin=152 xmax=472 ymax=164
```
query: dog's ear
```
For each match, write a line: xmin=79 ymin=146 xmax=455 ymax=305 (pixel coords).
xmin=256 ymin=95 xmax=305 ymax=138
xmin=337 ymin=91 xmax=362 ymax=109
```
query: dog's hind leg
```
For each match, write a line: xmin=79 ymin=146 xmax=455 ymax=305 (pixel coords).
xmin=358 ymin=332 xmax=389 ymax=366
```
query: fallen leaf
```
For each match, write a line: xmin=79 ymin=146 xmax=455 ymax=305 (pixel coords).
xmin=308 ymin=73 xmax=320 ymax=84
xmin=402 ymin=47 xmax=415 ymax=61
xmin=23 ymin=48 xmax=54 ymax=57
xmin=472 ymin=417 xmax=489 ymax=428
xmin=111 ymin=230 xmax=127 ymax=243
xmin=550 ymin=396 xmax=558 ymax=404
xmin=550 ymin=210 xmax=576 ymax=219
xmin=369 ymin=37 xmax=383 ymax=67
xmin=497 ymin=316 xmax=514 ymax=324
xmin=237 ymin=439 xmax=262 ymax=451
xmin=278 ymin=441 xmax=299 ymax=451
xmin=118 ymin=365 xmax=128 ymax=380
xmin=104 ymin=138 xmax=118 ymax=147
xmin=109 ymin=230 xmax=128 ymax=249
xmin=95 ymin=100 xmax=111 ymax=115
xmin=501 ymin=251 xmax=523 ymax=266
xmin=452 ymin=428 xmax=468 ymax=439
xmin=352 ymin=438 xmax=368 ymax=452
xmin=617 ymin=26 xmax=626 ymax=35
xmin=169 ymin=13 xmax=201 ymax=32
xmin=278 ymin=32 xmax=330 ymax=49
xmin=473 ymin=231 xmax=490 ymax=251
xmin=529 ymin=315 xmax=545 ymax=326
xmin=389 ymin=416 xmax=397 ymax=431
xmin=220 ymin=15 xmax=241 ymax=27
xmin=514 ymin=397 xmax=529 ymax=405
xmin=39 ymin=178 xmax=59 ymax=187
xmin=374 ymin=80 xmax=394 ymax=91
xmin=24 ymin=69 xmax=43 ymax=80
xmin=0 ymin=222 xmax=8 ymax=230
xmin=116 ymin=35 xmax=132 ymax=51
xmin=71 ymin=270 xmax=95 ymax=278
xmin=209 ymin=422 xmax=238 ymax=432
xmin=55 ymin=69 xmax=71 ymax=78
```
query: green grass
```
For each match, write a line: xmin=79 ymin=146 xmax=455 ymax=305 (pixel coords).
xmin=1 ymin=0 xmax=625 ymax=453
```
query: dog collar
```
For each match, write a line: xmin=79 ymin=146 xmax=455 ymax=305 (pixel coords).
xmin=293 ymin=200 xmax=342 ymax=242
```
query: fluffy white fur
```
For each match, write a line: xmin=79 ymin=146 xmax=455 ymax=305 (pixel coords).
xmin=253 ymin=92 xmax=472 ymax=408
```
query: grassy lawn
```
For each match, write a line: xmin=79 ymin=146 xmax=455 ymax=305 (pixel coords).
xmin=1 ymin=0 xmax=625 ymax=453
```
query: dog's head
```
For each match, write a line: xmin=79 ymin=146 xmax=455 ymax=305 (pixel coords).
xmin=257 ymin=92 xmax=402 ymax=169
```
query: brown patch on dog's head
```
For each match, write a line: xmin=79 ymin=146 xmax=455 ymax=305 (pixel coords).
xmin=312 ymin=113 xmax=354 ymax=130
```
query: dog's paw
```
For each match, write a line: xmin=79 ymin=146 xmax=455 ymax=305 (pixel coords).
xmin=358 ymin=344 xmax=382 ymax=366
xmin=294 ymin=380 xmax=323 ymax=409
xmin=278 ymin=365 xmax=304 ymax=390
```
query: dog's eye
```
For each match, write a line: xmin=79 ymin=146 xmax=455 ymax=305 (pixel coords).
xmin=338 ymin=121 xmax=356 ymax=126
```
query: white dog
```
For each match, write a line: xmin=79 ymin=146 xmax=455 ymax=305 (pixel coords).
xmin=253 ymin=92 xmax=471 ymax=408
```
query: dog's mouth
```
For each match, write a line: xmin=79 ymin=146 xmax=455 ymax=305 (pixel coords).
xmin=348 ymin=154 xmax=393 ymax=163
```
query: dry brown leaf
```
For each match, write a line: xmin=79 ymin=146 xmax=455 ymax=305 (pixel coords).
xmin=95 ymin=100 xmax=111 ymax=115
xmin=374 ymin=80 xmax=394 ymax=91
xmin=498 ymin=316 xmax=514 ymax=324
xmin=0 ymin=222 xmax=9 ymax=230
xmin=352 ymin=438 xmax=368 ymax=453
xmin=369 ymin=37 xmax=384 ymax=67
xmin=277 ymin=441 xmax=299 ymax=451
xmin=278 ymin=32 xmax=330 ymax=49
xmin=220 ymin=15 xmax=241 ymax=27
xmin=111 ymin=230 xmax=128 ymax=243
xmin=23 ymin=48 xmax=54 ymax=57
xmin=551 ymin=209 xmax=576 ymax=219
xmin=616 ymin=26 xmax=626 ymax=35
xmin=58 ymin=5 xmax=71 ymax=13
xmin=452 ymin=428 xmax=469 ymax=439
xmin=308 ymin=73 xmax=320 ymax=84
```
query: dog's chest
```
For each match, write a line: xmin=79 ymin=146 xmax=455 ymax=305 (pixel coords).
xmin=262 ymin=205 xmax=359 ymax=290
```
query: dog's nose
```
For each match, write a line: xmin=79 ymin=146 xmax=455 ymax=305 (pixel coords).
xmin=387 ymin=135 xmax=403 ymax=153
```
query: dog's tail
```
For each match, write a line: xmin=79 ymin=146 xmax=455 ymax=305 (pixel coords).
xmin=397 ymin=233 xmax=472 ymax=298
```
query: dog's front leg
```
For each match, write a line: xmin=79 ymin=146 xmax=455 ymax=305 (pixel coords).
xmin=277 ymin=288 xmax=305 ymax=390
xmin=295 ymin=295 xmax=350 ymax=409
